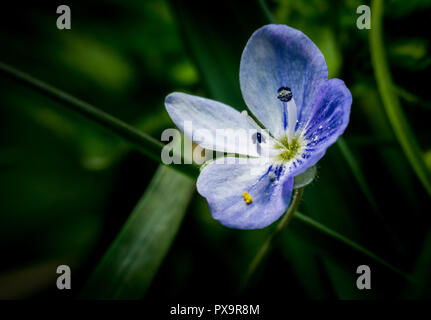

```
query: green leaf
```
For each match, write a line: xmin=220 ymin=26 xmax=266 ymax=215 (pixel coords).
xmin=81 ymin=165 xmax=195 ymax=299
xmin=370 ymin=0 xmax=431 ymax=196
xmin=0 ymin=61 xmax=199 ymax=179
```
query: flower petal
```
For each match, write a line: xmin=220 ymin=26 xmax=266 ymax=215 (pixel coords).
xmin=240 ymin=24 xmax=328 ymax=138
xmin=287 ymin=78 xmax=352 ymax=176
xmin=196 ymin=157 xmax=294 ymax=229
xmin=302 ymin=79 xmax=352 ymax=152
xmin=165 ymin=92 xmax=264 ymax=157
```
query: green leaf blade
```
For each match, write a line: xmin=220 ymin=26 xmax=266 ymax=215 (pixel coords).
xmin=0 ymin=61 xmax=200 ymax=179
xmin=81 ymin=166 xmax=195 ymax=299
xmin=370 ymin=0 xmax=431 ymax=196
xmin=292 ymin=211 xmax=413 ymax=282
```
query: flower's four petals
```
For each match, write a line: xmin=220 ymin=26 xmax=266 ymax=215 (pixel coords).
xmin=239 ymin=24 xmax=328 ymax=138
xmin=165 ymin=92 xmax=263 ymax=157
xmin=197 ymin=157 xmax=294 ymax=229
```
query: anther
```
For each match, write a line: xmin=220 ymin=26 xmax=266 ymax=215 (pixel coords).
xmin=277 ymin=87 xmax=293 ymax=102
xmin=256 ymin=132 xmax=261 ymax=143
xmin=252 ymin=132 xmax=265 ymax=144
xmin=242 ymin=192 xmax=253 ymax=204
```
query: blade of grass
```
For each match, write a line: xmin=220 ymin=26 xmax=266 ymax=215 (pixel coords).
xmin=0 ymin=61 xmax=199 ymax=179
xmin=370 ymin=0 xmax=431 ymax=196
xmin=337 ymin=137 xmax=378 ymax=212
xmin=81 ymin=165 xmax=195 ymax=299
xmin=280 ymin=230 xmax=330 ymax=299
xmin=240 ymin=187 xmax=304 ymax=291
xmin=337 ymin=137 xmax=404 ymax=251
xmin=242 ymin=193 xmax=413 ymax=292
xmin=258 ymin=0 xmax=275 ymax=26
xmin=292 ymin=212 xmax=414 ymax=282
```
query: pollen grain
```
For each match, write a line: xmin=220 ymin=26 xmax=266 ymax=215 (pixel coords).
xmin=242 ymin=192 xmax=253 ymax=205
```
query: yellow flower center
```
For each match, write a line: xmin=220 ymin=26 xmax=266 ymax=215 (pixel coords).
xmin=274 ymin=136 xmax=301 ymax=162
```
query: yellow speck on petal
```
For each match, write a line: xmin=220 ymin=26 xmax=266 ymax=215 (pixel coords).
xmin=243 ymin=192 xmax=253 ymax=205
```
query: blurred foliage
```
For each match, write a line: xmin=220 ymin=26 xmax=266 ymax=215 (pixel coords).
xmin=0 ymin=0 xmax=430 ymax=300
xmin=82 ymin=165 xmax=194 ymax=299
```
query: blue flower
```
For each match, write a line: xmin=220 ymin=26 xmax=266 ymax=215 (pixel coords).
xmin=165 ymin=24 xmax=352 ymax=229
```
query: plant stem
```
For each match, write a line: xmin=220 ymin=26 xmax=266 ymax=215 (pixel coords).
xmin=240 ymin=187 xmax=304 ymax=291
xmin=0 ymin=61 xmax=199 ymax=179
xmin=370 ymin=0 xmax=431 ymax=196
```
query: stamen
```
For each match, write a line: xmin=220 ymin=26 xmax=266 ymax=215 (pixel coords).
xmin=242 ymin=110 xmax=273 ymax=150
xmin=242 ymin=110 xmax=279 ymax=158
xmin=241 ymin=110 xmax=264 ymax=131
xmin=241 ymin=110 xmax=274 ymax=141
xmin=242 ymin=191 xmax=253 ymax=204
xmin=277 ymin=87 xmax=297 ymax=143
xmin=286 ymin=98 xmax=298 ymax=143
